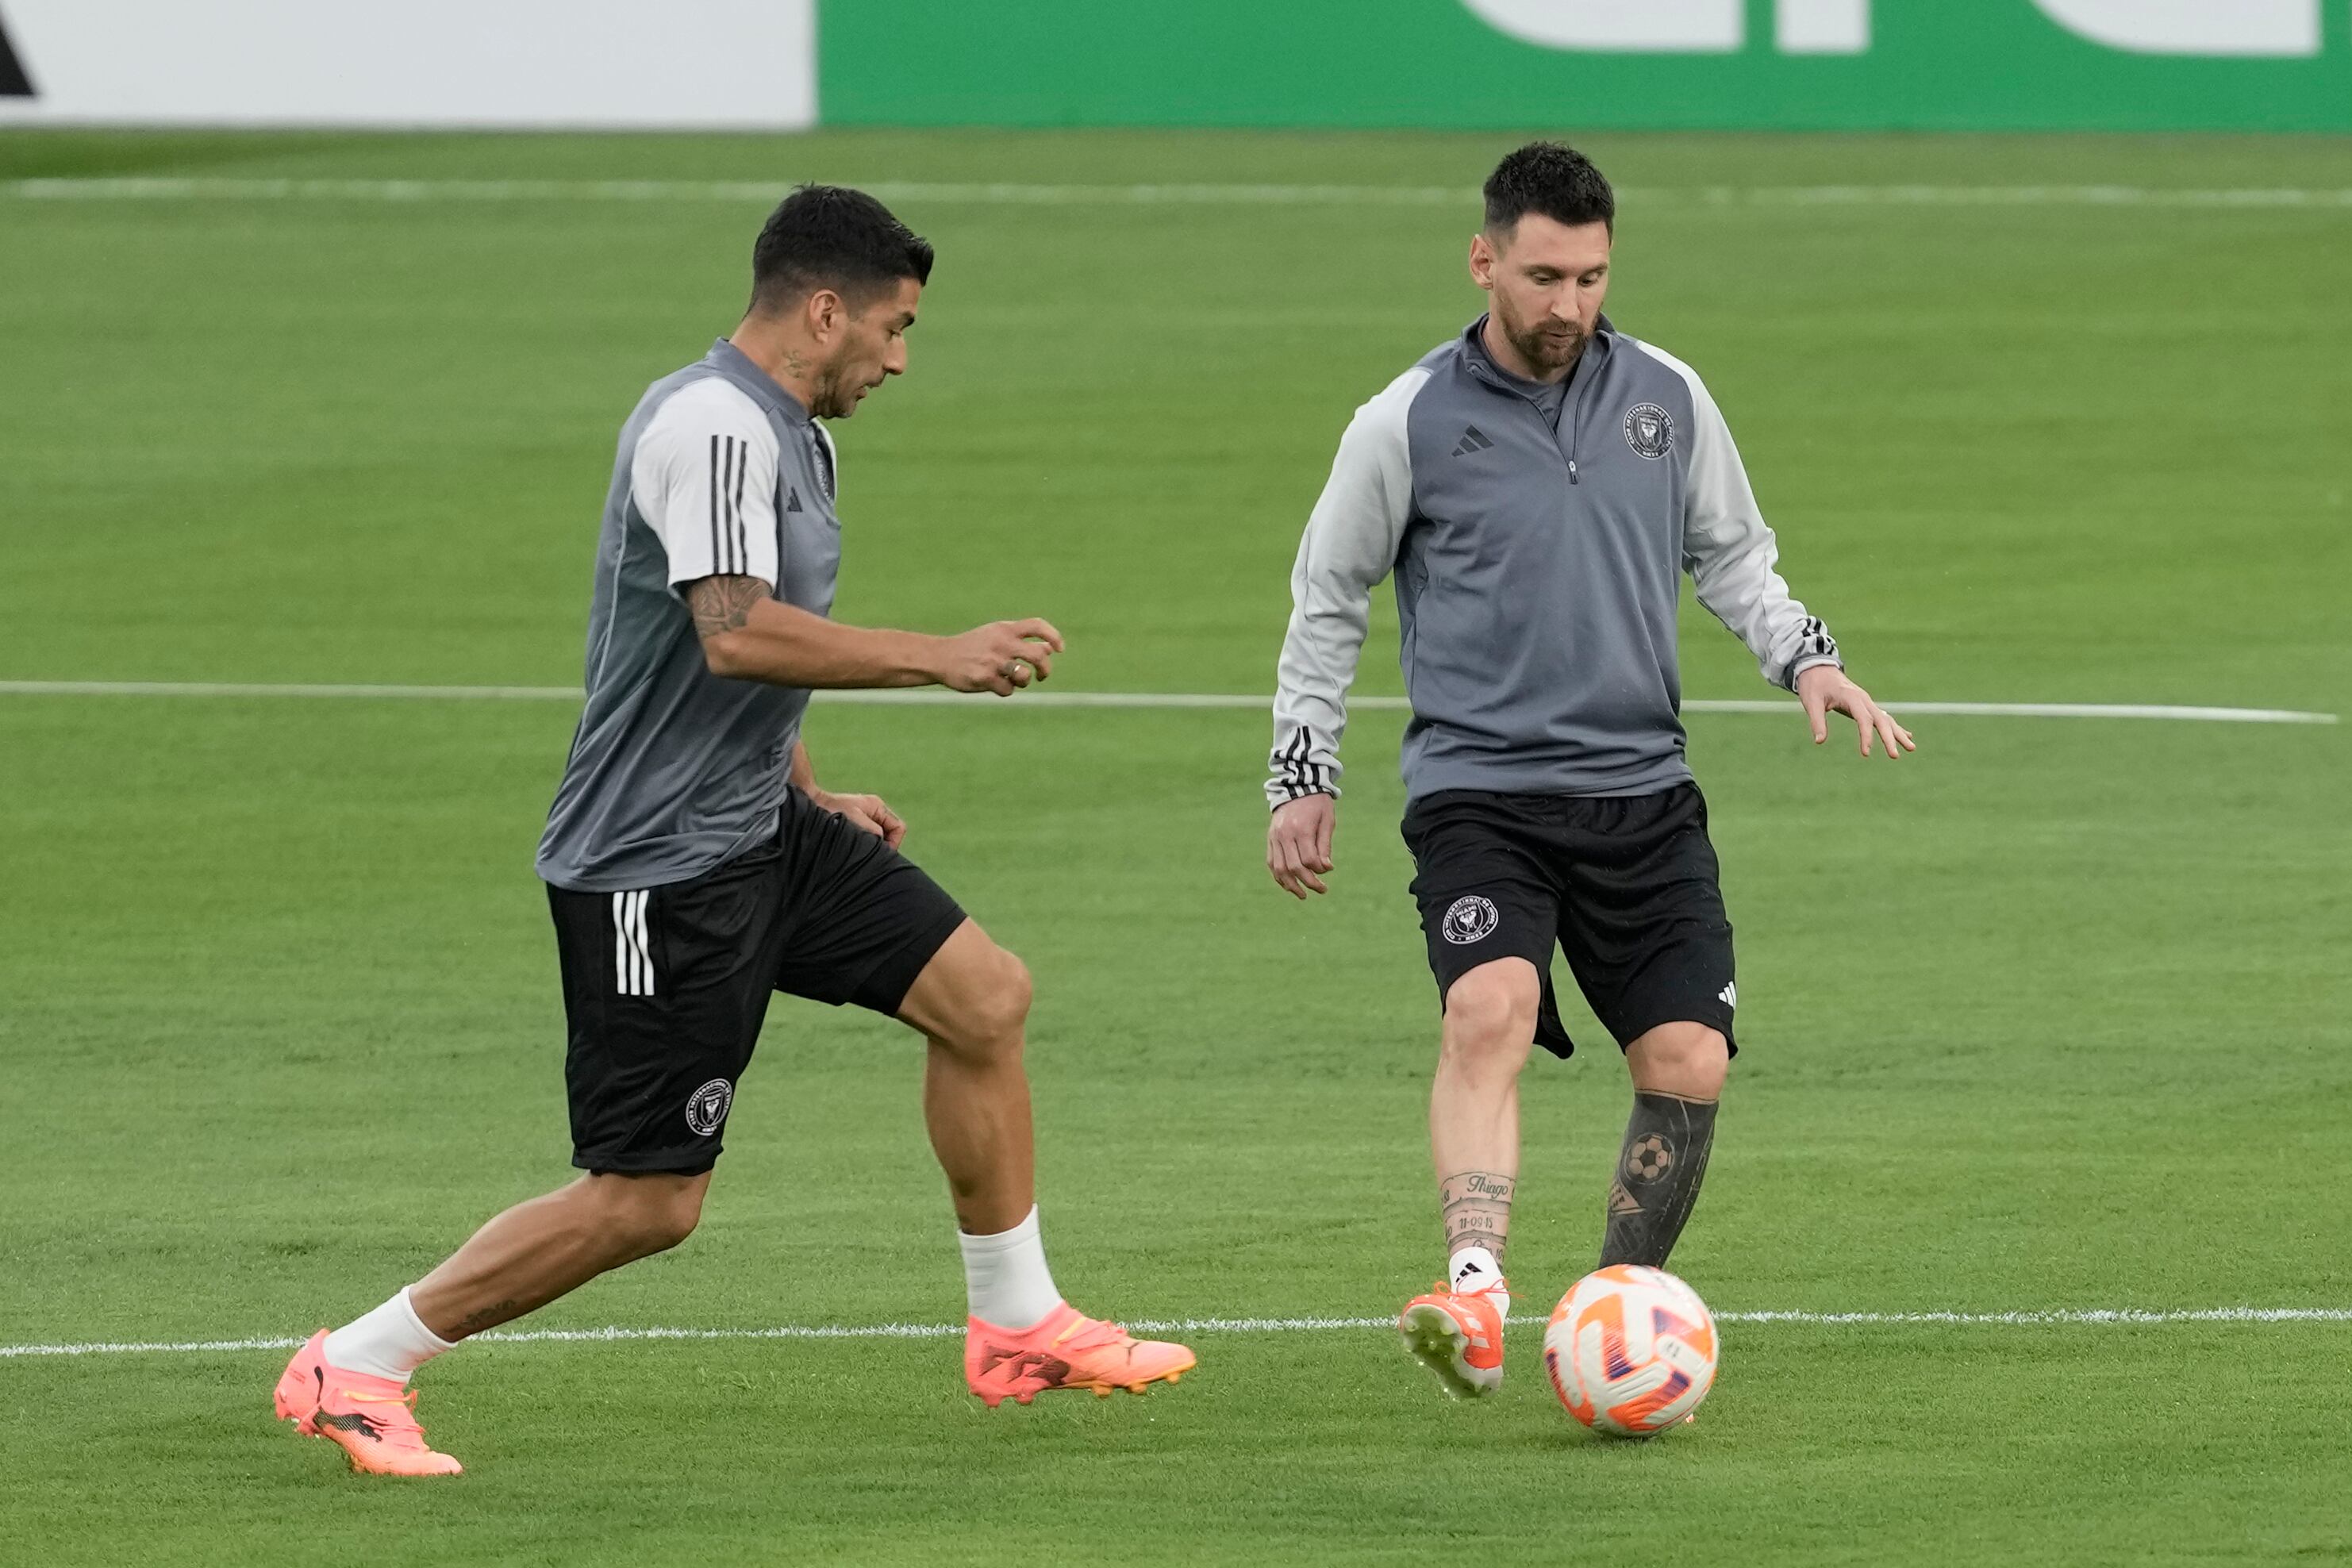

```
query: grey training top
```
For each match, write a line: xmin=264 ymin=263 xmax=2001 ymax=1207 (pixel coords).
xmin=537 ymin=340 xmax=843 ymax=893
xmin=1267 ymin=316 xmax=1840 ymax=806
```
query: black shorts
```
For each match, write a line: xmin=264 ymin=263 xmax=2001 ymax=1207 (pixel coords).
xmin=546 ymin=789 xmax=967 ymax=1174
xmin=1401 ymin=784 xmax=1737 ymax=1060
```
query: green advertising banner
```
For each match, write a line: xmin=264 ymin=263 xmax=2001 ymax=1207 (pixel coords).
xmin=819 ymin=1 xmax=2352 ymax=131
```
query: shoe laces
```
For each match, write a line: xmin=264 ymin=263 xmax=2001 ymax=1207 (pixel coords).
xmin=345 ymin=1386 xmax=430 ymax=1445
xmin=1051 ymin=1315 xmax=1132 ymax=1353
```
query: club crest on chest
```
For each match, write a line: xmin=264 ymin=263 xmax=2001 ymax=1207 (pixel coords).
xmin=1623 ymin=403 xmax=1674 ymax=460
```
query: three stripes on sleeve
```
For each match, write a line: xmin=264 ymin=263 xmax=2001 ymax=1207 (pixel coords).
xmin=707 ymin=434 xmax=753 ymax=577
xmin=630 ymin=376 xmax=782 ymax=589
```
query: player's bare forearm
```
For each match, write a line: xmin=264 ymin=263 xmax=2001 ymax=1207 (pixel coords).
xmin=686 ymin=576 xmax=1064 ymax=698
xmin=689 ymin=577 xmax=939 ymax=689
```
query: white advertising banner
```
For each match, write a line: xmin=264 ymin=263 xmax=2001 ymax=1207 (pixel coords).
xmin=0 ymin=0 xmax=817 ymax=127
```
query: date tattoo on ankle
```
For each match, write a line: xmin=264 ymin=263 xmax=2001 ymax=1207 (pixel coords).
xmin=1440 ymin=1170 xmax=1516 ymax=1264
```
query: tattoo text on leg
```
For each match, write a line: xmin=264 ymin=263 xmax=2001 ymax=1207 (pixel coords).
xmin=1440 ymin=1170 xmax=1516 ymax=1262
xmin=448 ymin=1299 xmax=522 ymax=1339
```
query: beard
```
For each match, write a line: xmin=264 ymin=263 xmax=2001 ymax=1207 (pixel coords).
xmin=1498 ymin=306 xmax=1586 ymax=376
xmin=811 ymin=359 xmax=860 ymax=420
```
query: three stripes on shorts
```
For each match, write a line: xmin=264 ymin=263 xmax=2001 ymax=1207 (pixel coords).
xmin=611 ymin=890 xmax=656 ymax=997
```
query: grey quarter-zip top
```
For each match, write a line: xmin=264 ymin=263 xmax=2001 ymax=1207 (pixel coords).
xmin=1267 ymin=315 xmax=1842 ymax=807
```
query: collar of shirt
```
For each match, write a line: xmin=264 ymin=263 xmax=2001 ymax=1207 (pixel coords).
xmin=1460 ymin=312 xmax=1615 ymax=417
xmin=702 ymin=338 xmax=812 ymax=425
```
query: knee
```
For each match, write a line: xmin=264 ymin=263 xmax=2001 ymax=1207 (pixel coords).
xmin=937 ymin=945 xmax=1031 ymax=1063
xmin=1440 ymin=962 xmax=1540 ymax=1073
xmin=645 ymin=1184 xmax=705 ymax=1252
xmin=586 ymin=1173 xmax=706 ymax=1257
xmin=1628 ymin=1022 xmax=1730 ymax=1100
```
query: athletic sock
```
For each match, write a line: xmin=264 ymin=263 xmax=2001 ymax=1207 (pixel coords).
xmin=321 ymin=1286 xmax=456 ymax=1385
xmin=1447 ymin=1245 xmax=1510 ymax=1318
xmin=958 ymin=1206 xmax=1062 ymax=1330
xmin=1599 ymin=1091 xmax=1720 ymax=1269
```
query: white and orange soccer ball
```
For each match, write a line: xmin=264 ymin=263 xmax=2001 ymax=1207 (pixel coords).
xmin=1543 ymin=1264 xmax=1719 ymax=1436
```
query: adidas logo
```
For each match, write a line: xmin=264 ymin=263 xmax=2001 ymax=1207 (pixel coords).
xmin=785 ymin=488 xmax=803 ymax=513
xmin=1450 ymin=426 xmax=1493 ymax=456
xmin=1718 ymin=981 xmax=1737 ymax=1009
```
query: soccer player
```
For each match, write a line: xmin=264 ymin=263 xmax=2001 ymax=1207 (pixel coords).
xmin=1263 ymin=144 xmax=1914 ymax=1398
xmin=274 ymin=186 xmax=1193 ymax=1476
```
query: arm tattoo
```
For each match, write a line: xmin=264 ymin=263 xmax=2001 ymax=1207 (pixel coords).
xmin=687 ymin=575 xmax=771 ymax=640
xmin=1439 ymin=1170 xmax=1516 ymax=1262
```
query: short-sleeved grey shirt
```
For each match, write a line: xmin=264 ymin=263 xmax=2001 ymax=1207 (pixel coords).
xmin=536 ymin=340 xmax=844 ymax=893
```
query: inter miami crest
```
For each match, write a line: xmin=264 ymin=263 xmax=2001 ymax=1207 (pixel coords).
xmin=683 ymin=1078 xmax=734 ymax=1137
xmin=0 ymin=8 xmax=34 ymax=97
xmin=1441 ymin=895 xmax=1500 ymax=946
xmin=1623 ymin=402 xmax=1674 ymax=460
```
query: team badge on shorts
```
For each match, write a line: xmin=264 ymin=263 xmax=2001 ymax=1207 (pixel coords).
xmin=1624 ymin=402 xmax=1674 ymax=459
xmin=683 ymin=1078 xmax=734 ymax=1137
xmin=1440 ymin=895 xmax=1500 ymax=946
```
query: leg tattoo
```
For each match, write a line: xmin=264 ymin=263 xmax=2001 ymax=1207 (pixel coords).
xmin=1600 ymin=1092 xmax=1718 ymax=1269
xmin=1440 ymin=1170 xmax=1516 ymax=1266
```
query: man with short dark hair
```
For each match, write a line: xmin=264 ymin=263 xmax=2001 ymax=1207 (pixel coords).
xmin=273 ymin=186 xmax=1192 ymax=1476
xmin=1264 ymin=143 xmax=1913 ymax=1400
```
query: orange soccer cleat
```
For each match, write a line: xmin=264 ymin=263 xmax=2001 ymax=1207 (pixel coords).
xmin=272 ymin=1330 xmax=463 ymax=1476
xmin=1399 ymin=1278 xmax=1509 ymax=1398
xmin=964 ymin=1302 xmax=1196 ymax=1409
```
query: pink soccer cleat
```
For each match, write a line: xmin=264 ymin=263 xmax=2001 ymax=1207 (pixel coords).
xmin=272 ymin=1329 xmax=463 ymax=1476
xmin=964 ymin=1302 xmax=1196 ymax=1408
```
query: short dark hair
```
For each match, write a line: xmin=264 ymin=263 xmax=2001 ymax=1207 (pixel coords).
xmin=1482 ymin=142 xmax=1615 ymax=236
xmin=748 ymin=185 xmax=934 ymax=317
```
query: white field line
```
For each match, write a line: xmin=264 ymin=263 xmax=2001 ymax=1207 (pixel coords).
xmin=8 ymin=1305 xmax=2351 ymax=1360
xmin=0 ymin=680 xmax=2335 ymax=724
xmin=7 ymin=178 xmax=2352 ymax=212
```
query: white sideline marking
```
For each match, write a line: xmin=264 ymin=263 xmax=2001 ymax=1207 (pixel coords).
xmin=7 ymin=1305 xmax=2350 ymax=1359
xmin=7 ymin=178 xmax=2352 ymax=213
xmin=0 ymin=680 xmax=2335 ymax=724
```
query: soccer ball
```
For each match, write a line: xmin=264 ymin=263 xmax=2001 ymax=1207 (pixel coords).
xmin=1543 ymin=1264 xmax=1718 ymax=1436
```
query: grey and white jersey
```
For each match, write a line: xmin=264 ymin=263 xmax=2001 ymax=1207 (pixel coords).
xmin=537 ymin=340 xmax=843 ymax=893
xmin=1267 ymin=317 xmax=1840 ymax=807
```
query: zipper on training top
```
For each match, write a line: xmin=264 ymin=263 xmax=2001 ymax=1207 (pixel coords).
xmin=1466 ymin=347 xmax=1589 ymax=484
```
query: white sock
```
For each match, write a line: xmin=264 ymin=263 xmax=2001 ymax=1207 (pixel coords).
xmin=321 ymin=1286 xmax=455 ymax=1385
xmin=1449 ymin=1247 xmax=1510 ymax=1316
xmin=958 ymin=1207 xmax=1063 ymax=1330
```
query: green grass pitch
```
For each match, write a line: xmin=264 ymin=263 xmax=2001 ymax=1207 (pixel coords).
xmin=2 ymin=127 xmax=2349 ymax=1565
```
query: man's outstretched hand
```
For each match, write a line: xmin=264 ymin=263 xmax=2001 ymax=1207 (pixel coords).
xmin=1796 ymin=664 xmax=1916 ymax=759
xmin=1267 ymin=793 xmax=1336 ymax=899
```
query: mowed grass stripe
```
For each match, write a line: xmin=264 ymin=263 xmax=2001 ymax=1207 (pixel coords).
xmin=0 ymin=681 xmax=2335 ymax=723
xmin=10 ymin=177 xmax=2352 ymax=209
xmin=13 ymin=1305 xmax=2352 ymax=1359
